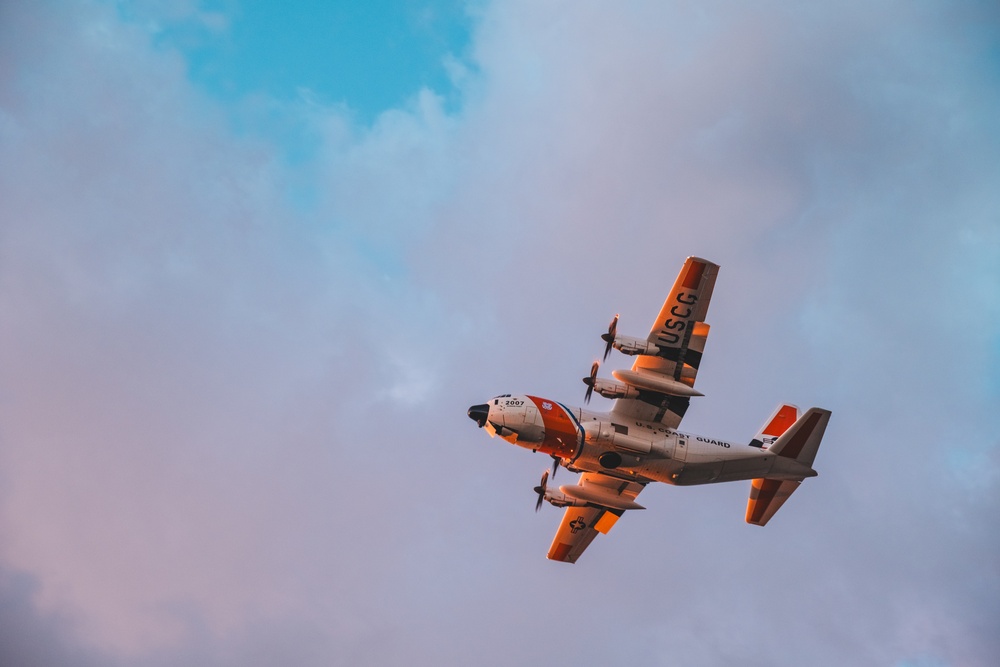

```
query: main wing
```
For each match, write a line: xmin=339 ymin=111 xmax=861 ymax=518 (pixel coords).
xmin=547 ymin=473 xmax=645 ymax=563
xmin=611 ymin=256 xmax=719 ymax=427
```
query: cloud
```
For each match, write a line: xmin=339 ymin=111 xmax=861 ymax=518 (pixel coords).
xmin=0 ymin=0 xmax=998 ymax=665
xmin=0 ymin=565 xmax=109 ymax=666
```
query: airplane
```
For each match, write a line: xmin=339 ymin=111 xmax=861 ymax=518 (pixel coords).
xmin=467 ymin=256 xmax=831 ymax=563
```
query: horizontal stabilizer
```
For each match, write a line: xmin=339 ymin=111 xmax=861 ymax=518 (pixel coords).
xmin=746 ymin=478 xmax=801 ymax=526
xmin=745 ymin=406 xmax=831 ymax=526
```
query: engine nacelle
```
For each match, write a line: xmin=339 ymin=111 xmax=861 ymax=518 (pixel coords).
xmin=543 ymin=488 xmax=589 ymax=508
xmin=612 ymin=335 xmax=661 ymax=356
xmin=591 ymin=379 xmax=641 ymax=400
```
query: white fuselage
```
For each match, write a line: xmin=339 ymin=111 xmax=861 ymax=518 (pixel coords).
xmin=476 ymin=394 xmax=815 ymax=486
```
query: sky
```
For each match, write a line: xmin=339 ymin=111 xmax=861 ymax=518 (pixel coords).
xmin=0 ymin=1 xmax=998 ymax=665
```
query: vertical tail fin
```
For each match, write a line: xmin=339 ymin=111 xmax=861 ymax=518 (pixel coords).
xmin=749 ymin=404 xmax=799 ymax=449
xmin=745 ymin=407 xmax=832 ymax=526
xmin=766 ymin=407 xmax=832 ymax=468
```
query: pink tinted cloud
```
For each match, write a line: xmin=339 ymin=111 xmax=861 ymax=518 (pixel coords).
xmin=1 ymin=1 xmax=998 ymax=665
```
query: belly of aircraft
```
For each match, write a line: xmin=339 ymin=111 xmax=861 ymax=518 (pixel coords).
xmin=569 ymin=445 xmax=774 ymax=486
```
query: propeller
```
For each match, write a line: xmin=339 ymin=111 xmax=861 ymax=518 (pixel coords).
xmin=533 ymin=470 xmax=549 ymax=512
xmin=600 ymin=314 xmax=619 ymax=361
xmin=582 ymin=360 xmax=600 ymax=404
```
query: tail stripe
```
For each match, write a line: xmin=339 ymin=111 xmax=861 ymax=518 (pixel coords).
xmin=746 ymin=479 xmax=801 ymax=526
xmin=762 ymin=405 xmax=798 ymax=437
xmin=750 ymin=403 xmax=799 ymax=449
xmin=747 ymin=479 xmax=779 ymax=524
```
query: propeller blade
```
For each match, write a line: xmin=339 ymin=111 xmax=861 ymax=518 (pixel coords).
xmin=600 ymin=314 xmax=619 ymax=361
xmin=551 ymin=455 xmax=560 ymax=479
xmin=582 ymin=360 xmax=600 ymax=404
xmin=534 ymin=470 xmax=549 ymax=512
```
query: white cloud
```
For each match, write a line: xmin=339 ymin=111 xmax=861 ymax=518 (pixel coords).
xmin=0 ymin=1 xmax=997 ymax=665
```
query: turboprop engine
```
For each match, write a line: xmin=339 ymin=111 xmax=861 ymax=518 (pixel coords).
xmin=600 ymin=315 xmax=661 ymax=360
xmin=610 ymin=334 xmax=661 ymax=357
xmin=593 ymin=379 xmax=639 ymax=400
xmin=584 ymin=362 xmax=641 ymax=403
xmin=534 ymin=470 xmax=644 ymax=511
xmin=534 ymin=471 xmax=586 ymax=510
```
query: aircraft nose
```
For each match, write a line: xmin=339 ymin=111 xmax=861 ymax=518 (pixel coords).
xmin=467 ymin=404 xmax=490 ymax=428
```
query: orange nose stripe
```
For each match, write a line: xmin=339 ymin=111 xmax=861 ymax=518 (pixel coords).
xmin=527 ymin=395 xmax=580 ymax=459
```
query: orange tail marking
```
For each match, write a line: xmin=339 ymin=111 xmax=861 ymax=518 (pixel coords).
xmin=763 ymin=405 xmax=798 ymax=437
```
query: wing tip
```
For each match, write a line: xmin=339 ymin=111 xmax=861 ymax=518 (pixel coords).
xmin=547 ymin=542 xmax=574 ymax=563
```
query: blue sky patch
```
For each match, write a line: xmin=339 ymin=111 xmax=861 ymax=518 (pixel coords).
xmin=134 ymin=0 xmax=473 ymax=124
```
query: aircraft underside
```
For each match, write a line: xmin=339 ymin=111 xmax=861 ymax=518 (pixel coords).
xmin=563 ymin=439 xmax=817 ymax=487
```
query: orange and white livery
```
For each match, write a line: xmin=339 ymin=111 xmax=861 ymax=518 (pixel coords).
xmin=468 ymin=257 xmax=832 ymax=563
